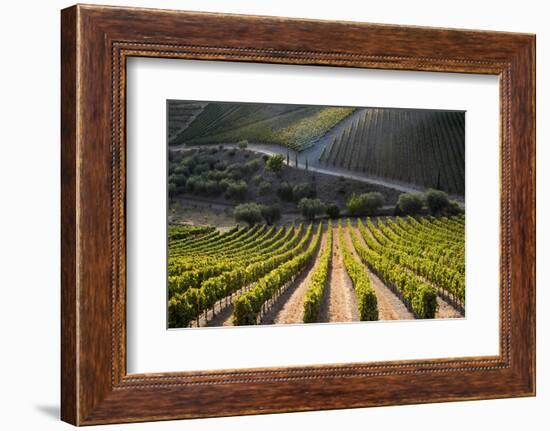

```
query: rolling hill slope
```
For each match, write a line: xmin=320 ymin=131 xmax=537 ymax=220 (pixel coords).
xmin=318 ymin=108 xmax=465 ymax=195
xmin=167 ymin=101 xmax=207 ymax=144
xmin=169 ymin=101 xmax=354 ymax=151
xmin=168 ymin=101 xmax=465 ymax=196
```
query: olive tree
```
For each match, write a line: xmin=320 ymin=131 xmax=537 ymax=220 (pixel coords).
xmin=346 ymin=192 xmax=384 ymax=216
xmin=298 ymin=198 xmax=325 ymax=221
xmin=265 ymin=154 xmax=285 ymax=176
xmin=234 ymin=203 xmax=263 ymax=226
xmin=397 ymin=193 xmax=424 ymax=215
xmin=260 ymin=204 xmax=281 ymax=225
xmin=425 ymin=189 xmax=450 ymax=215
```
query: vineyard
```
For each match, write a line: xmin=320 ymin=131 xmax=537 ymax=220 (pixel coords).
xmin=167 ymin=215 xmax=465 ymax=328
xmin=169 ymin=101 xmax=354 ymax=151
xmin=167 ymin=101 xmax=207 ymax=144
xmin=318 ymin=108 xmax=465 ymax=195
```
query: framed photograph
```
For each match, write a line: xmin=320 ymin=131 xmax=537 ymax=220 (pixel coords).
xmin=61 ymin=4 xmax=536 ymax=425
xmin=164 ymin=100 xmax=466 ymax=330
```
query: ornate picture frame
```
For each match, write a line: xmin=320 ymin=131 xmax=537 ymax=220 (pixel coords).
xmin=61 ymin=4 xmax=535 ymax=425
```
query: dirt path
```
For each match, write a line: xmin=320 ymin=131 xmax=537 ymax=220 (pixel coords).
xmin=367 ymin=270 xmax=415 ymax=321
xmin=423 ymin=279 xmax=464 ymax=319
xmin=261 ymin=230 xmax=328 ymax=325
xmin=436 ymin=297 xmax=463 ymax=319
xmin=345 ymin=223 xmax=415 ymax=321
xmin=319 ymin=226 xmax=359 ymax=323
xmin=204 ymin=301 xmax=235 ymax=327
xmin=203 ymin=287 xmax=251 ymax=328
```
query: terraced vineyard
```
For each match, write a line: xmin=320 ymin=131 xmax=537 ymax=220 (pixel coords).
xmin=168 ymin=215 xmax=465 ymax=328
xmin=167 ymin=101 xmax=207 ymax=144
xmin=318 ymin=108 xmax=465 ymax=194
xmin=169 ymin=101 xmax=354 ymax=151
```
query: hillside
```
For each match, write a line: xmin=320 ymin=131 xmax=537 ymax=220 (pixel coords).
xmin=168 ymin=101 xmax=465 ymax=196
xmin=318 ymin=108 xmax=465 ymax=195
xmin=167 ymin=216 xmax=465 ymax=328
xmin=167 ymin=100 xmax=206 ymax=143
xmin=168 ymin=147 xmax=401 ymax=221
xmin=169 ymin=101 xmax=354 ymax=151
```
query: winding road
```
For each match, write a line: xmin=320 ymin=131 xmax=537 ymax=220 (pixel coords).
xmin=173 ymin=133 xmax=465 ymax=205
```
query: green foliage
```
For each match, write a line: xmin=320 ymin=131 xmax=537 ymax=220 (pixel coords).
xmin=260 ymin=204 xmax=281 ymax=225
xmin=303 ymin=226 xmax=332 ymax=323
xmin=346 ymin=194 xmax=365 ymax=215
xmin=167 ymin=224 xmax=300 ymax=295
xmin=214 ymin=160 xmax=228 ymax=171
xmin=234 ymin=203 xmax=263 ymax=226
xmin=243 ymin=158 xmax=260 ymax=173
xmin=252 ymin=174 xmax=263 ymax=186
xmin=169 ymin=224 xmax=298 ymax=327
xmin=174 ymin=102 xmax=354 ymax=151
xmin=325 ymin=203 xmax=340 ymax=219
xmin=173 ymin=164 xmax=189 ymax=175
xmin=446 ymin=200 xmax=463 ymax=215
xmin=167 ymin=152 xmax=264 ymax=200
xmin=237 ymin=140 xmax=248 ymax=149
xmin=224 ymin=180 xmax=247 ymax=200
xmin=168 ymin=224 xmax=214 ymax=242
xmin=168 ymin=150 xmax=184 ymax=164
xmin=186 ymin=176 xmax=221 ymax=196
xmin=346 ymin=192 xmax=384 ymax=216
xmin=425 ymin=189 xmax=450 ymax=215
xmin=265 ymin=154 xmax=285 ymax=175
xmin=363 ymin=192 xmax=385 ymax=214
xmin=207 ymin=180 xmax=222 ymax=195
xmin=233 ymin=224 xmax=322 ymax=325
xmin=168 ymin=291 xmax=199 ymax=328
xmin=272 ymin=108 xmax=356 ymax=150
xmin=292 ymin=182 xmax=317 ymax=201
xmin=168 ymin=182 xmax=177 ymax=195
xmin=298 ymin=198 xmax=325 ymax=221
xmin=381 ymin=216 xmax=465 ymax=304
xmin=193 ymin=162 xmax=211 ymax=175
xmin=167 ymin=213 xmax=464 ymax=328
xmin=218 ymin=178 xmax=231 ymax=192
xmin=412 ymin=284 xmax=438 ymax=319
xmin=232 ymin=295 xmax=256 ymax=325
xmin=340 ymin=220 xmax=379 ymax=321
xmin=353 ymin=218 xmax=442 ymax=318
xmin=258 ymin=181 xmax=272 ymax=195
xmin=170 ymin=173 xmax=186 ymax=187
xmin=276 ymin=182 xmax=294 ymax=202
xmin=225 ymin=162 xmax=244 ymax=180
xmin=397 ymin=193 xmax=424 ymax=215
